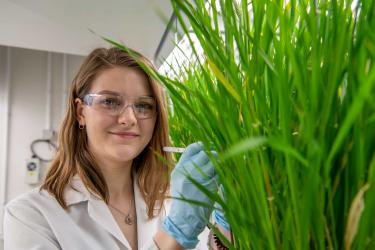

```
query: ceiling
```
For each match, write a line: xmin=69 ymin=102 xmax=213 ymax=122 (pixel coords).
xmin=0 ymin=0 xmax=175 ymax=63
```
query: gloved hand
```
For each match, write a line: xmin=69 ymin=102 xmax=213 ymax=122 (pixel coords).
xmin=162 ymin=142 xmax=218 ymax=249
xmin=212 ymin=186 xmax=230 ymax=232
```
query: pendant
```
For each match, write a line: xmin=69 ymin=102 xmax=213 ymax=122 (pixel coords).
xmin=125 ymin=214 xmax=133 ymax=225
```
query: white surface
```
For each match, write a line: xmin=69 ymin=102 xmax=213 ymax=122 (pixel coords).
xmin=0 ymin=46 xmax=84 ymax=237
xmin=162 ymin=146 xmax=185 ymax=153
xmin=4 ymin=176 xmax=209 ymax=249
xmin=0 ymin=47 xmax=11 ymax=246
xmin=0 ymin=0 xmax=174 ymax=61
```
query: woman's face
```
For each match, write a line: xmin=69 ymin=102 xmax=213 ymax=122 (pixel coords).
xmin=76 ymin=66 xmax=157 ymax=166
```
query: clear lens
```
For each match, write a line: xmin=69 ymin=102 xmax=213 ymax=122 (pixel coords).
xmin=83 ymin=93 xmax=157 ymax=119
xmin=95 ymin=95 xmax=123 ymax=110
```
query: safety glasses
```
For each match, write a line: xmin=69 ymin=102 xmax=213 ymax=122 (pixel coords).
xmin=82 ymin=93 xmax=157 ymax=119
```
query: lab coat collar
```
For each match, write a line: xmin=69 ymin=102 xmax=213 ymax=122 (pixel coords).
xmin=64 ymin=175 xmax=148 ymax=211
xmin=64 ymin=175 xmax=131 ymax=248
xmin=63 ymin=175 xmax=162 ymax=249
xmin=64 ymin=175 xmax=90 ymax=206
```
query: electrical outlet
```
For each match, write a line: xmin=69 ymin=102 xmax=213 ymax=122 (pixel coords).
xmin=25 ymin=158 xmax=40 ymax=184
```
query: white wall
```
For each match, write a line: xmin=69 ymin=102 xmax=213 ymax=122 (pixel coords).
xmin=0 ymin=0 xmax=174 ymax=61
xmin=0 ymin=46 xmax=84 ymax=245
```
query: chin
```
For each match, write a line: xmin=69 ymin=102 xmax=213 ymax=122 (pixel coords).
xmin=111 ymin=148 xmax=143 ymax=162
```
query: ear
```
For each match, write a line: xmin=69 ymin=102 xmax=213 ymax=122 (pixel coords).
xmin=75 ymin=98 xmax=86 ymax=126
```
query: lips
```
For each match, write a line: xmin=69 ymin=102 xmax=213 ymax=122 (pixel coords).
xmin=109 ymin=131 xmax=139 ymax=137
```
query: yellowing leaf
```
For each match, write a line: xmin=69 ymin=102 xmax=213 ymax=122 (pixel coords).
xmin=207 ymin=59 xmax=241 ymax=103
xmin=344 ymin=184 xmax=370 ymax=250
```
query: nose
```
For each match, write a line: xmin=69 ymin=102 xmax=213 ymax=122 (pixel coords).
xmin=117 ymin=105 xmax=137 ymax=126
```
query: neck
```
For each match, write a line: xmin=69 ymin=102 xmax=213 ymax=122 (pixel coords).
xmin=96 ymin=158 xmax=134 ymax=201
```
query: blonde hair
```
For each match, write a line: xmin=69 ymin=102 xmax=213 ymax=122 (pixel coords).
xmin=41 ymin=47 xmax=171 ymax=219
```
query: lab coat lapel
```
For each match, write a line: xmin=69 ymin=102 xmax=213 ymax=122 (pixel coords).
xmin=134 ymin=180 xmax=165 ymax=249
xmin=67 ymin=175 xmax=163 ymax=249
xmin=88 ymin=196 xmax=132 ymax=249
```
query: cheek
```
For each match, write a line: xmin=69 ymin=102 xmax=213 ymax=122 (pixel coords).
xmin=85 ymin=113 xmax=113 ymax=139
xmin=141 ymin=118 xmax=157 ymax=141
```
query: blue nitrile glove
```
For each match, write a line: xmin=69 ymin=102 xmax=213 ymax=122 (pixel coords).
xmin=212 ymin=186 xmax=230 ymax=232
xmin=163 ymin=142 xmax=218 ymax=249
xmin=212 ymin=206 xmax=230 ymax=232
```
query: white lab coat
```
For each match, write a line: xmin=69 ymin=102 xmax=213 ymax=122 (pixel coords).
xmin=3 ymin=175 xmax=209 ymax=250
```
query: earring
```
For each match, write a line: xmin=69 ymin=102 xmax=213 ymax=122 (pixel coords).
xmin=79 ymin=124 xmax=85 ymax=130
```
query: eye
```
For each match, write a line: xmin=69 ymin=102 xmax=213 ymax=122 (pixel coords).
xmin=134 ymin=103 xmax=154 ymax=111
xmin=99 ymin=96 xmax=122 ymax=108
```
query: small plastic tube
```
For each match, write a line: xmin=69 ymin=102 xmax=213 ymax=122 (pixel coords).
xmin=162 ymin=147 xmax=186 ymax=153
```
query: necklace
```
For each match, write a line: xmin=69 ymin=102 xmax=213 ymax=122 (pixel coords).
xmin=108 ymin=197 xmax=135 ymax=225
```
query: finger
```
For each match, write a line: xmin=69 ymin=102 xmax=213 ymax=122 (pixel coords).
xmin=209 ymin=150 xmax=218 ymax=158
xmin=205 ymin=161 xmax=216 ymax=178
xmin=189 ymin=152 xmax=216 ymax=178
xmin=190 ymin=150 xmax=210 ymax=167
xmin=179 ymin=142 xmax=204 ymax=163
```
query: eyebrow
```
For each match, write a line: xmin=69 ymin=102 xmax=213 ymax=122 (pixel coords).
xmin=94 ymin=90 xmax=153 ymax=98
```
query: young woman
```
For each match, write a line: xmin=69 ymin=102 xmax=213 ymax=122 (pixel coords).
xmin=3 ymin=47 xmax=229 ymax=249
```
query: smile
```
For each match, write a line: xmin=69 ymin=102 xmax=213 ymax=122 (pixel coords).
xmin=109 ymin=132 xmax=139 ymax=139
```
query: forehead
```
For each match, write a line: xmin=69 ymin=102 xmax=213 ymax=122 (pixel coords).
xmin=90 ymin=66 xmax=152 ymax=96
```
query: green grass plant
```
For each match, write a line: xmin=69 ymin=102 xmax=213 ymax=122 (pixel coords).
xmin=154 ymin=0 xmax=375 ymax=249
xmin=107 ymin=0 xmax=374 ymax=248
